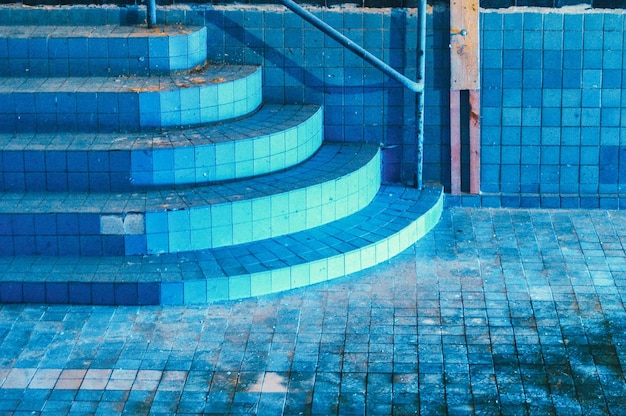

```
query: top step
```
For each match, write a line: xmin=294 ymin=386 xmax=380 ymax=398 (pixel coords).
xmin=0 ymin=25 xmax=207 ymax=77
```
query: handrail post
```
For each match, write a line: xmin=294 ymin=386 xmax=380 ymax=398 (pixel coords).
xmin=147 ymin=0 xmax=157 ymax=28
xmin=415 ymin=0 xmax=427 ymax=189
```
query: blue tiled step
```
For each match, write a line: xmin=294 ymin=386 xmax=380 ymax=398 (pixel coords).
xmin=0 ymin=186 xmax=443 ymax=305
xmin=0 ymin=25 xmax=207 ymax=77
xmin=0 ymin=143 xmax=381 ymax=256
xmin=0 ymin=65 xmax=262 ymax=133
xmin=0 ymin=104 xmax=323 ymax=192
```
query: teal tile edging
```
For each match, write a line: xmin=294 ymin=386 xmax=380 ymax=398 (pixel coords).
xmin=145 ymin=145 xmax=381 ymax=254
xmin=162 ymin=186 xmax=444 ymax=304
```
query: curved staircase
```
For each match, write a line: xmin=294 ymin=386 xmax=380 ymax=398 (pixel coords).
xmin=0 ymin=11 xmax=443 ymax=305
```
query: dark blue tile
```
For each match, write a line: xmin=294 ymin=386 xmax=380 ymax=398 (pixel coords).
xmin=138 ymin=282 xmax=160 ymax=305
xmin=68 ymin=282 xmax=91 ymax=304
xmin=9 ymin=58 xmax=29 ymax=76
xmin=46 ymin=282 xmax=69 ymax=304
xmin=115 ymin=283 xmax=138 ymax=305
xmin=88 ymin=38 xmax=109 ymax=58
xmin=503 ymin=50 xmax=522 ymax=69
xmin=4 ymin=172 xmax=25 ymax=191
xmin=602 ymin=70 xmax=622 ymax=88
xmin=541 ymin=108 xmax=561 ymax=127
xmin=523 ymin=50 xmax=543 ymax=69
xmin=35 ymin=214 xmax=57 ymax=236
xmin=46 ymin=172 xmax=68 ymax=191
xmin=600 ymin=146 xmax=618 ymax=165
xmin=108 ymin=38 xmax=128 ymax=58
xmin=522 ymin=69 xmax=543 ymax=88
xmin=58 ymin=236 xmax=81 ymax=255
xmin=110 ymin=173 xmax=131 ymax=191
xmin=543 ymin=50 xmax=562 ymax=69
xmin=23 ymin=282 xmax=46 ymax=303
xmin=68 ymin=38 xmax=89 ymax=59
xmin=562 ymin=50 xmax=582 ymax=69
xmin=12 ymin=213 xmax=35 ymax=235
xmin=542 ymin=70 xmax=562 ymax=88
xmin=599 ymin=197 xmax=619 ymax=210
xmin=482 ymin=69 xmax=502 ymax=88
xmin=600 ymin=165 xmax=618 ymax=185
xmin=0 ymin=38 xmax=8 ymax=60
xmin=540 ymin=195 xmax=560 ymax=208
xmin=76 ymin=92 xmax=99 ymax=114
xmin=520 ymin=195 xmax=540 ymax=208
xmin=102 ymin=235 xmax=125 ymax=256
xmin=601 ymin=108 xmax=620 ymax=126
xmin=500 ymin=195 xmax=521 ymax=208
xmin=0 ymin=215 xmax=11 ymax=235
xmin=0 ymin=282 xmax=23 ymax=302
xmin=8 ymin=38 xmax=28 ymax=58
xmin=80 ymin=235 xmax=103 ymax=256
xmin=562 ymin=70 xmax=581 ymax=88
xmin=67 ymin=173 xmax=89 ymax=192
xmin=0 ymin=236 xmax=13 ymax=254
xmin=13 ymin=92 xmax=36 ymax=114
xmin=45 ymin=151 xmax=67 ymax=172
xmin=97 ymin=93 xmax=119 ymax=114
xmin=92 ymin=283 xmax=115 ymax=305
xmin=88 ymin=151 xmax=110 ymax=172
xmin=56 ymin=213 xmax=79 ymax=235
xmin=580 ymin=196 xmax=599 ymax=209
xmin=36 ymin=235 xmax=59 ymax=255
xmin=23 ymin=151 xmax=45 ymax=171
xmin=561 ymin=196 xmax=580 ymax=209
xmin=3 ymin=151 xmax=24 ymax=172
xmin=48 ymin=38 xmax=69 ymax=59
xmin=13 ymin=235 xmax=36 ymax=255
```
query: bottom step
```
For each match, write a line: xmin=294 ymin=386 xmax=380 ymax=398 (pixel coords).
xmin=0 ymin=186 xmax=443 ymax=305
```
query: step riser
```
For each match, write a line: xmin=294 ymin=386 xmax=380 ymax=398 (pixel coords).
xmin=0 ymin=187 xmax=444 ymax=305
xmin=0 ymin=69 xmax=263 ymax=133
xmin=186 ymin=189 xmax=445 ymax=304
xmin=0 ymin=26 xmax=207 ymax=77
xmin=0 ymin=147 xmax=380 ymax=256
xmin=0 ymin=105 xmax=323 ymax=192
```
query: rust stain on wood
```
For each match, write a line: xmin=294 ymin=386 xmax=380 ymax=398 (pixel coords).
xmin=450 ymin=0 xmax=480 ymax=91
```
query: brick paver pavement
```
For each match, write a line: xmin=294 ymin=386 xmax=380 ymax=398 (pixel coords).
xmin=1 ymin=207 xmax=626 ymax=415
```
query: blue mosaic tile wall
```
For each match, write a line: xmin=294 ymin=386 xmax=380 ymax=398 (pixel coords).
xmin=480 ymin=10 xmax=626 ymax=208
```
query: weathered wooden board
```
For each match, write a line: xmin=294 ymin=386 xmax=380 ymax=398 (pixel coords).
xmin=450 ymin=0 xmax=480 ymax=91
xmin=450 ymin=90 xmax=461 ymax=195
xmin=469 ymin=89 xmax=481 ymax=194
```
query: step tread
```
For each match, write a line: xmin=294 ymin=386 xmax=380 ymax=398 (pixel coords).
xmin=0 ymin=185 xmax=442 ymax=284
xmin=0 ymin=142 xmax=377 ymax=214
xmin=0 ymin=64 xmax=257 ymax=93
xmin=0 ymin=104 xmax=320 ymax=150
xmin=0 ymin=24 xmax=203 ymax=38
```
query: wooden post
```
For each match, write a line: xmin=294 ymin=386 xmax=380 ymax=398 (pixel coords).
xmin=450 ymin=91 xmax=461 ymax=195
xmin=469 ymin=90 xmax=481 ymax=194
xmin=449 ymin=0 xmax=480 ymax=194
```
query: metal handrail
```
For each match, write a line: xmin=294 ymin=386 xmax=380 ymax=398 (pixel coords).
xmin=281 ymin=0 xmax=424 ymax=94
xmin=282 ymin=0 xmax=428 ymax=189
